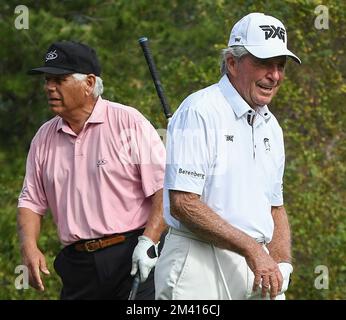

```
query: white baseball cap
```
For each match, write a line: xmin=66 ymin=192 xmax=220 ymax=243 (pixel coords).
xmin=228 ymin=13 xmax=301 ymax=64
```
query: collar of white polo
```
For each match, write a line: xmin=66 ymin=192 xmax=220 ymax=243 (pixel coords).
xmin=218 ymin=75 xmax=272 ymax=121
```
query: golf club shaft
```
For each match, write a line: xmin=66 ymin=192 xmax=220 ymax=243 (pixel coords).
xmin=128 ymin=273 xmax=140 ymax=300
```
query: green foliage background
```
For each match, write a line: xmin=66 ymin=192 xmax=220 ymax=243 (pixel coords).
xmin=0 ymin=0 xmax=345 ymax=299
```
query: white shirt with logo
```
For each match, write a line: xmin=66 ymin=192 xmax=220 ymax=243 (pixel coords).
xmin=164 ymin=74 xmax=285 ymax=243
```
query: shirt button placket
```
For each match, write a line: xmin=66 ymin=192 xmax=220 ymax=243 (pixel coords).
xmin=75 ymin=138 xmax=83 ymax=156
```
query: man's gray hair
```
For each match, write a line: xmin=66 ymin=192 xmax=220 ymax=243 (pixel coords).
xmin=72 ymin=73 xmax=104 ymax=98
xmin=220 ymin=46 xmax=250 ymax=76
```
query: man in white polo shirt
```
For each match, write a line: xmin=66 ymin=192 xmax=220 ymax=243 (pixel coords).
xmin=17 ymin=41 xmax=166 ymax=299
xmin=155 ymin=13 xmax=301 ymax=300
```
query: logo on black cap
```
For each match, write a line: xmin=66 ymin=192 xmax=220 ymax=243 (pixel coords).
xmin=45 ymin=50 xmax=58 ymax=62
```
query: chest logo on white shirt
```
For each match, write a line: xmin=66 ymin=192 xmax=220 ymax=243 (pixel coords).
xmin=225 ymin=135 xmax=234 ymax=142
xmin=97 ymin=159 xmax=107 ymax=167
xmin=264 ymin=138 xmax=271 ymax=151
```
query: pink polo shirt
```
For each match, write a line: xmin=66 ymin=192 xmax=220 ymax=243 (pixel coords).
xmin=18 ymin=97 xmax=166 ymax=245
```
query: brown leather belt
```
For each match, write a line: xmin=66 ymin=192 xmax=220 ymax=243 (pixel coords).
xmin=74 ymin=229 xmax=143 ymax=252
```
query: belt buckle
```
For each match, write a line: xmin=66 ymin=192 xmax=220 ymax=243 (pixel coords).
xmin=84 ymin=239 xmax=99 ymax=252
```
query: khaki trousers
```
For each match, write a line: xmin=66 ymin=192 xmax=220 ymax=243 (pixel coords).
xmin=155 ymin=228 xmax=285 ymax=300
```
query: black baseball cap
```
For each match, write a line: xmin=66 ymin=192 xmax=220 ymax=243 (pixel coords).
xmin=28 ymin=40 xmax=101 ymax=76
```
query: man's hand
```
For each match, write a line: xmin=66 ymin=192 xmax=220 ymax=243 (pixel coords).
xmin=278 ymin=262 xmax=293 ymax=294
xmin=21 ymin=244 xmax=50 ymax=291
xmin=245 ymin=245 xmax=283 ymax=300
xmin=131 ymin=235 xmax=159 ymax=283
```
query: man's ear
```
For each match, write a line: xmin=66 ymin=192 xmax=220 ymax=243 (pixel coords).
xmin=85 ymin=74 xmax=96 ymax=96
xmin=226 ymin=55 xmax=238 ymax=78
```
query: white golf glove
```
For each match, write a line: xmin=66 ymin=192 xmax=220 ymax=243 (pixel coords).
xmin=278 ymin=262 xmax=293 ymax=294
xmin=131 ymin=235 xmax=159 ymax=283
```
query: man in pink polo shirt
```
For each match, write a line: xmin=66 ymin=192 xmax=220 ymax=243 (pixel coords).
xmin=17 ymin=40 xmax=166 ymax=299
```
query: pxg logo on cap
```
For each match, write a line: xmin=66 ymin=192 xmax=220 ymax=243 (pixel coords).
xmin=259 ymin=25 xmax=285 ymax=42
xmin=28 ymin=40 xmax=101 ymax=76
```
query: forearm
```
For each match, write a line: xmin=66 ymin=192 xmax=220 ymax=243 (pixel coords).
xmin=267 ymin=206 xmax=292 ymax=263
xmin=17 ymin=207 xmax=42 ymax=250
xmin=17 ymin=208 xmax=49 ymax=291
xmin=170 ymin=190 xmax=261 ymax=258
xmin=143 ymin=189 xmax=167 ymax=243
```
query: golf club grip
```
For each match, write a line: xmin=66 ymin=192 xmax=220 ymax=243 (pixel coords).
xmin=138 ymin=37 xmax=172 ymax=119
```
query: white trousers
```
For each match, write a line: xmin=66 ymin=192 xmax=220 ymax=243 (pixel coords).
xmin=155 ymin=228 xmax=285 ymax=300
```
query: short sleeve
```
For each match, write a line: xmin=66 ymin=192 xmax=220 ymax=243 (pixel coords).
xmin=271 ymin=130 xmax=285 ymax=206
xmin=164 ymin=107 xmax=213 ymax=195
xmin=18 ymin=135 xmax=48 ymax=214
xmin=133 ymin=119 xmax=166 ymax=197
